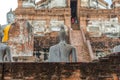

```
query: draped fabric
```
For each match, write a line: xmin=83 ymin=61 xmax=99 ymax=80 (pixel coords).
xmin=2 ymin=24 xmax=11 ymax=42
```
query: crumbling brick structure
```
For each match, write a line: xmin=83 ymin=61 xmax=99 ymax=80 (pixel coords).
xmin=8 ymin=19 xmax=34 ymax=61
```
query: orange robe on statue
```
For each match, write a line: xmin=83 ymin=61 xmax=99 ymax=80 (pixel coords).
xmin=2 ymin=24 xmax=11 ymax=42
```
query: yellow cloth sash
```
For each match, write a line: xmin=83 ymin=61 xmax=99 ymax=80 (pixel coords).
xmin=2 ymin=24 xmax=11 ymax=42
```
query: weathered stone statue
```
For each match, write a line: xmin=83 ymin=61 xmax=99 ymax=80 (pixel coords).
xmin=22 ymin=0 xmax=35 ymax=8
xmin=7 ymin=9 xmax=15 ymax=24
xmin=0 ymin=25 xmax=12 ymax=62
xmin=48 ymin=0 xmax=66 ymax=8
xmin=89 ymin=0 xmax=97 ymax=8
xmin=1 ymin=9 xmax=15 ymax=29
xmin=48 ymin=25 xmax=77 ymax=62
xmin=2 ymin=9 xmax=15 ymax=43
xmin=36 ymin=0 xmax=67 ymax=9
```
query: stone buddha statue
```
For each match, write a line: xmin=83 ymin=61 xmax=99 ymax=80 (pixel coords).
xmin=48 ymin=25 xmax=77 ymax=62
xmin=0 ymin=25 xmax=12 ymax=62
xmin=22 ymin=0 xmax=35 ymax=8
xmin=0 ymin=10 xmax=14 ymax=62
xmin=36 ymin=0 xmax=67 ymax=9
xmin=7 ymin=9 xmax=15 ymax=24
xmin=2 ymin=9 xmax=15 ymax=43
xmin=89 ymin=0 xmax=98 ymax=8
xmin=48 ymin=0 xmax=67 ymax=8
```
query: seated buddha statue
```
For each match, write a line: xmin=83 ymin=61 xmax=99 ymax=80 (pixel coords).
xmin=22 ymin=0 xmax=35 ymax=8
xmin=36 ymin=0 xmax=67 ymax=9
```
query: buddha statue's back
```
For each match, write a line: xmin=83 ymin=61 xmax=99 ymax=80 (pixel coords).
xmin=48 ymin=25 xmax=77 ymax=62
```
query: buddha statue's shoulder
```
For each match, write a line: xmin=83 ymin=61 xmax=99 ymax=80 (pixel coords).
xmin=50 ymin=44 xmax=58 ymax=49
xmin=65 ymin=44 xmax=75 ymax=49
xmin=1 ymin=24 xmax=8 ymax=29
xmin=50 ymin=43 xmax=75 ymax=50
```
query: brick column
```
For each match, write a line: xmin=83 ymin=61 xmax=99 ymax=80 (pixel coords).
xmin=67 ymin=0 xmax=71 ymax=7
xmin=46 ymin=17 xmax=50 ymax=28
xmin=77 ymin=0 xmax=80 ymax=19
xmin=65 ymin=16 xmax=71 ymax=28
xmin=18 ymin=0 xmax=23 ymax=8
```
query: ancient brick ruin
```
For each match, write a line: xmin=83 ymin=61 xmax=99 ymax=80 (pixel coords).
xmin=1 ymin=0 xmax=120 ymax=80
xmin=1 ymin=53 xmax=120 ymax=80
xmin=13 ymin=0 xmax=120 ymax=62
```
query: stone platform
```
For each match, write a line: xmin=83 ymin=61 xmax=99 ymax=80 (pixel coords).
xmin=0 ymin=55 xmax=119 ymax=80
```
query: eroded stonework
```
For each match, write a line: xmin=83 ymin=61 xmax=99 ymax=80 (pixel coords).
xmin=14 ymin=0 xmax=120 ymax=62
xmin=8 ymin=20 xmax=34 ymax=59
xmin=22 ymin=0 xmax=35 ymax=8
xmin=31 ymin=20 xmax=46 ymax=35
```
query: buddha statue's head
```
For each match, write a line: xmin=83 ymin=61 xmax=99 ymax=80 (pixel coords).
xmin=59 ymin=25 xmax=66 ymax=41
xmin=7 ymin=9 xmax=15 ymax=24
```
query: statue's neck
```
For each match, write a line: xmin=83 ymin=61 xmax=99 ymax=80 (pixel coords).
xmin=59 ymin=36 xmax=66 ymax=42
xmin=59 ymin=40 xmax=66 ymax=44
xmin=60 ymin=38 xmax=65 ymax=42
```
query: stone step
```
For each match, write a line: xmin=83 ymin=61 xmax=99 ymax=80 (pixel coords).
xmin=70 ymin=30 xmax=91 ymax=62
xmin=71 ymin=24 xmax=80 ymax=30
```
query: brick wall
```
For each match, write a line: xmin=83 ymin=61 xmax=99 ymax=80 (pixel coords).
xmin=8 ymin=19 xmax=34 ymax=61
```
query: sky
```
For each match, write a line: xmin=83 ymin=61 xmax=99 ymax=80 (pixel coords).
xmin=0 ymin=0 xmax=112 ymax=25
